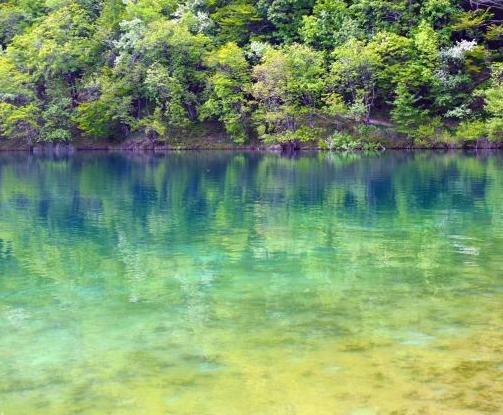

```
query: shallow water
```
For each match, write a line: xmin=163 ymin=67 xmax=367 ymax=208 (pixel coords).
xmin=1 ymin=151 xmax=502 ymax=414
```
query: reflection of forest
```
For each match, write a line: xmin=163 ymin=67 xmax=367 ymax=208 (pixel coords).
xmin=2 ymin=151 xmax=503 ymax=415
xmin=1 ymin=151 xmax=502 ymax=312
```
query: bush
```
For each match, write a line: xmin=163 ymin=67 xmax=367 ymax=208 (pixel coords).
xmin=454 ymin=120 xmax=486 ymax=143
xmin=324 ymin=130 xmax=384 ymax=151
xmin=409 ymin=117 xmax=443 ymax=147
xmin=486 ymin=118 xmax=503 ymax=141
xmin=260 ymin=125 xmax=324 ymax=145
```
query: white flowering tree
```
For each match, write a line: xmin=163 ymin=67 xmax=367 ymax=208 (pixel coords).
xmin=433 ymin=39 xmax=482 ymax=119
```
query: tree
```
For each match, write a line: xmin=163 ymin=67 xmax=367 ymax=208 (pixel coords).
xmin=210 ymin=2 xmax=264 ymax=45
xmin=0 ymin=0 xmax=501 ymax=145
xmin=283 ymin=43 xmax=326 ymax=122
xmin=74 ymin=11 xmax=211 ymax=140
xmin=6 ymin=4 xmax=95 ymax=86
xmin=420 ymin=0 xmax=458 ymax=35
xmin=300 ymin=0 xmax=363 ymax=50
xmin=329 ymin=38 xmax=381 ymax=122
xmin=142 ymin=17 xmax=210 ymax=122
xmin=413 ymin=20 xmax=440 ymax=66
xmin=4 ymin=4 xmax=97 ymax=141
xmin=144 ymin=63 xmax=187 ymax=126
xmin=347 ymin=0 xmax=412 ymax=36
xmin=390 ymin=83 xmax=430 ymax=132
xmin=367 ymin=31 xmax=413 ymax=103
xmin=251 ymin=43 xmax=325 ymax=141
xmin=73 ymin=68 xmax=135 ymax=138
xmin=257 ymin=0 xmax=315 ymax=42
xmin=200 ymin=43 xmax=251 ymax=142
xmin=0 ymin=3 xmax=29 ymax=48
xmin=0 ymin=56 xmax=41 ymax=140
xmin=432 ymin=39 xmax=484 ymax=119
xmin=122 ymin=0 xmax=178 ymax=23
xmin=251 ymin=46 xmax=289 ymax=138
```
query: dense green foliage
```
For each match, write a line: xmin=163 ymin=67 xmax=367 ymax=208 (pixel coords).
xmin=1 ymin=0 xmax=503 ymax=147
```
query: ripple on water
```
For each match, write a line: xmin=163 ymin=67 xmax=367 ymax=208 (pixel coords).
xmin=4 ymin=307 xmax=30 ymax=329
xmin=324 ymin=364 xmax=342 ymax=373
xmin=396 ymin=331 xmax=436 ymax=346
xmin=2 ymin=152 xmax=503 ymax=414
xmin=349 ymin=408 xmax=378 ymax=415
xmin=198 ymin=361 xmax=223 ymax=373
xmin=456 ymin=245 xmax=480 ymax=256
xmin=164 ymin=395 xmax=181 ymax=405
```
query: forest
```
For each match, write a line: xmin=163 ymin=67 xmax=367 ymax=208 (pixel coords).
xmin=1 ymin=0 xmax=503 ymax=149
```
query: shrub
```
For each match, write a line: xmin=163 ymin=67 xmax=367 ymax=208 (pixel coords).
xmin=324 ymin=130 xmax=384 ymax=151
xmin=454 ymin=120 xmax=486 ymax=143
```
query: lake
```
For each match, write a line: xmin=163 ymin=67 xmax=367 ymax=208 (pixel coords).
xmin=1 ymin=151 xmax=502 ymax=414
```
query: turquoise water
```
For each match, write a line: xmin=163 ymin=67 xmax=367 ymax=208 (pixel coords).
xmin=0 ymin=151 xmax=503 ymax=414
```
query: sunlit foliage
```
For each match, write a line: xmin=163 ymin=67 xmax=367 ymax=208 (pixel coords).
xmin=0 ymin=0 xmax=502 ymax=145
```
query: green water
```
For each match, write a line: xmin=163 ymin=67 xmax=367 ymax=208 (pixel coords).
xmin=1 ymin=151 xmax=502 ymax=414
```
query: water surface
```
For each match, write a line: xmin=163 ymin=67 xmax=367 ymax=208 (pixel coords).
xmin=1 ymin=151 xmax=502 ymax=414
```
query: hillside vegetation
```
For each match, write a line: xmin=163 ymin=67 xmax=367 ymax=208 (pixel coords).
xmin=1 ymin=0 xmax=503 ymax=148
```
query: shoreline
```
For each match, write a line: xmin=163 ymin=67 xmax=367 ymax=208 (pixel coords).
xmin=1 ymin=134 xmax=502 ymax=153
xmin=1 ymin=144 xmax=501 ymax=153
